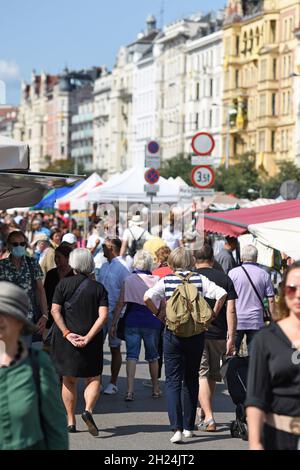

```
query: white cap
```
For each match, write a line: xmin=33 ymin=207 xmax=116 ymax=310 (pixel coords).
xmin=62 ymin=233 xmax=77 ymax=245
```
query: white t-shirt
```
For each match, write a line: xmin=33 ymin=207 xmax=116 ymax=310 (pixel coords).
xmin=162 ymin=226 xmax=182 ymax=250
xmin=87 ymin=234 xmax=105 ymax=269
xmin=122 ymin=225 xmax=152 ymax=248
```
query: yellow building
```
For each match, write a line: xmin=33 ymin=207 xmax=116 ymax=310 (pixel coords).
xmin=222 ymin=0 xmax=300 ymax=175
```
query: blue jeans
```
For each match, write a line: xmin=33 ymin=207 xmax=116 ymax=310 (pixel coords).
xmin=235 ymin=330 xmax=258 ymax=355
xmin=125 ymin=326 xmax=160 ymax=362
xmin=163 ymin=329 xmax=205 ymax=431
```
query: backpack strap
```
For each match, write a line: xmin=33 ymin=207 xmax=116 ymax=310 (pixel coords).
xmin=64 ymin=277 xmax=90 ymax=310
xmin=29 ymin=348 xmax=46 ymax=439
xmin=174 ymin=272 xmax=194 ymax=283
xmin=137 ymin=230 xmax=146 ymax=242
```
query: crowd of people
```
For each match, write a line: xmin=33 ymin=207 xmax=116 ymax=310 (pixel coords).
xmin=0 ymin=209 xmax=299 ymax=451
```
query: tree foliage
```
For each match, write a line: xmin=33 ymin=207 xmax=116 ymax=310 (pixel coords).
xmin=42 ymin=158 xmax=86 ymax=175
xmin=261 ymin=162 xmax=300 ymax=198
xmin=160 ymin=154 xmax=193 ymax=185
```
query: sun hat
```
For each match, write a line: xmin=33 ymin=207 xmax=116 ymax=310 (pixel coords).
xmin=130 ymin=215 xmax=144 ymax=226
xmin=62 ymin=233 xmax=77 ymax=245
xmin=0 ymin=282 xmax=37 ymax=335
xmin=31 ymin=233 xmax=50 ymax=247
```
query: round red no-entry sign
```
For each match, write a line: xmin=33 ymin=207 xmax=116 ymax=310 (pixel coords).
xmin=191 ymin=132 xmax=215 ymax=156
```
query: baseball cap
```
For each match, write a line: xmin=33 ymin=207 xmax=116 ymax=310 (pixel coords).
xmin=62 ymin=233 xmax=77 ymax=245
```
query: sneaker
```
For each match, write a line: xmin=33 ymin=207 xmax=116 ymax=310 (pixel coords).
xmin=170 ymin=430 xmax=183 ymax=444
xmin=81 ymin=411 xmax=99 ymax=437
xmin=142 ymin=379 xmax=153 ymax=388
xmin=198 ymin=418 xmax=216 ymax=432
xmin=183 ymin=429 xmax=194 ymax=438
xmin=103 ymin=383 xmax=119 ymax=395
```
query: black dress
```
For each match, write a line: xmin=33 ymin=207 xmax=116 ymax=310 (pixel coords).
xmin=245 ymin=322 xmax=300 ymax=450
xmin=51 ymin=274 xmax=108 ymax=377
xmin=44 ymin=268 xmax=74 ymax=327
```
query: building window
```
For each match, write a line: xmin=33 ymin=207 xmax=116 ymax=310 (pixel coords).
xmin=270 ymin=20 xmax=276 ymax=43
xmin=271 ymin=130 xmax=276 ymax=152
xmin=235 ymin=70 xmax=239 ymax=88
xmin=272 ymin=93 xmax=276 ymax=116
xmin=195 ymin=113 xmax=199 ymax=130
xmin=210 ymin=79 xmax=213 ymax=97
xmin=196 ymin=82 xmax=200 ymax=101
xmin=236 ymin=36 xmax=240 ymax=55
xmin=273 ymin=58 xmax=277 ymax=80
xmin=61 ymin=145 xmax=65 ymax=155
xmin=209 ymin=109 xmax=213 ymax=128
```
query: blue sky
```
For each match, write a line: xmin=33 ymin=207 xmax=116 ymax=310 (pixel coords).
xmin=0 ymin=0 xmax=225 ymax=104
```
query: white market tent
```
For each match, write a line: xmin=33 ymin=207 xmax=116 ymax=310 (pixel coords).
xmin=0 ymin=136 xmax=30 ymax=170
xmin=87 ymin=166 xmax=184 ymax=203
xmin=248 ymin=217 xmax=300 ymax=261
xmin=56 ymin=172 xmax=104 ymax=211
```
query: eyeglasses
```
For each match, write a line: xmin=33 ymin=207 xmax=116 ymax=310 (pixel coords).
xmin=285 ymin=285 xmax=300 ymax=297
xmin=11 ymin=242 xmax=26 ymax=247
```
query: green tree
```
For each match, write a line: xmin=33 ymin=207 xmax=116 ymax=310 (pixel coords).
xmin=215 ymin=152 xmax=261 ymax=198
xmin=160 ymin=154 xmax=193 ymax=185
xmin=261 ymin=161 xmax=300 ymax=198
xmin=42 ymin=158 xmax=86 ymax=175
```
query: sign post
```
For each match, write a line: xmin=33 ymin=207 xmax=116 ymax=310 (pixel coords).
xmin=191 ymin=132 xmax=216 ymax=199
xmin=145 ymin=140 xmax=161 ymax=169
xmin=144 ymin=168 xmax=160 ymax=204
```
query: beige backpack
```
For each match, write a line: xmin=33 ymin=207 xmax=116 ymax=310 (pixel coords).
xmin=166 ymin=273 xmax=214 ymax=337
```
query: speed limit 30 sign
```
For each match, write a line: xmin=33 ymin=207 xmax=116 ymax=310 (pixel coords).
xmin=191 ymin=166 xmax=215 ymax=189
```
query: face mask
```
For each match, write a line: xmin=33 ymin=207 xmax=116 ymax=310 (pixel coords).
xmin=12 ymin=246 xmax=26 ymax=258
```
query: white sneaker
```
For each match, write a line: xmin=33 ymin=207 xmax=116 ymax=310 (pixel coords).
xmin=103 ymin=383 xmax=119 ymax=395
xmin=183 ymin=429 xmax=194 ymax=438
xmin=170 ymin=431 xmax=183 ymax=443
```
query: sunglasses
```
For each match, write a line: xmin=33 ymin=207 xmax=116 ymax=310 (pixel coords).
xmin=285 ymin=285 xmax=300 ymax=297
xmin=11 ymin=242 xmax=26 ymax=247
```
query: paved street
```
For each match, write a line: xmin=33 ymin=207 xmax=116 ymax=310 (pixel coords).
xmin=69 ymin=344 xmax=248 ymax=451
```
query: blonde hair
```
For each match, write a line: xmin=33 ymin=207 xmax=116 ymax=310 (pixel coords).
xmin=167 ymin=247 xmax=195 ymax=271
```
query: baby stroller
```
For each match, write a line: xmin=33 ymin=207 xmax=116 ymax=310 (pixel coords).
xmin=220 ymin=355 xmax=249 ymax=441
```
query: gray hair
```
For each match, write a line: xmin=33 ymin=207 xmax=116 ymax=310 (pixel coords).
xmin=69 ymin=248 xmax=95 ymax=275
xmin=133 ymin=250 xmax=153 ymax=272
xmin=241 ymin=244 xmax=258 ymax=263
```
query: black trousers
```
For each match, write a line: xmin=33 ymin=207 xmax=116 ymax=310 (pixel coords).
xmin=263 ymin=424 xmax=300 ymax=450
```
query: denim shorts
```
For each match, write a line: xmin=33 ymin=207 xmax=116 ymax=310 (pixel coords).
xmin=102 ymin=316 xmax=121 ymax=349
xmin=124 ymin=326 xmax=160 ymax=363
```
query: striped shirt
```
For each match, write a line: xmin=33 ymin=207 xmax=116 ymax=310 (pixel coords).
xmin=145 ymin=270 xmax=227 ymax=304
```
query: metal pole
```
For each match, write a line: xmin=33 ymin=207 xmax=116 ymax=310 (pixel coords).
xmin=225 ymin=108 xmax=230 ymax=170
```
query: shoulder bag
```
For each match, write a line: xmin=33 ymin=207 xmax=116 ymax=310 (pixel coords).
xmin=241 ymin=266 xmax=272 ymax=323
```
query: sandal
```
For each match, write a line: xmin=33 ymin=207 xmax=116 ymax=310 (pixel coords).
xmin=124 ymin=392 xmax=134 ymax=401
xmin=152 ymin=390 xmax=162 ymax=399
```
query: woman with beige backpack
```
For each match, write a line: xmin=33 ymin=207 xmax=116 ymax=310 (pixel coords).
xmin=144 ymin=247 xmax=227 ymax=444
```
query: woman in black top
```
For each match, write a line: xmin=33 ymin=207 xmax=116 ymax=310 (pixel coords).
xmin=51 ymin=248 xmax=108 ymax=436
xmin=246 ymin=261 xmax=300 ymax=450
xmin=44 ymin=243 xmax=74 ymax=328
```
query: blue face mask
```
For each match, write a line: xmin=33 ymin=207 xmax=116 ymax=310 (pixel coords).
xmin=12 ymin=246 xmax=26 ymax=258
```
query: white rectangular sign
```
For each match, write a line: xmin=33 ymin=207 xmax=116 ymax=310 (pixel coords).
xmin=192 ymin=156 xmax=215 ymax=166
xmin=145 ymin=156 xmax=161 ymax=169
xmin=144 ymin=184 xmax=159 ymax=194
xmin=192 ymin=188 xmax=215 ymax=197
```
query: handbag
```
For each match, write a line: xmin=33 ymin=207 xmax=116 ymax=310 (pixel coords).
xmin=241 ymin=266 xmax=272 ymax=323
xmin=116 ymin=304 xmax=130 ymax=340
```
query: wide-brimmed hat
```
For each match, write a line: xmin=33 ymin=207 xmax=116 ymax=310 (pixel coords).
xmin=31 ymin=233 xmax=49 ymax=247
xmin=130 ymin=215 xmax=144 ymax=226
xmin=0 ymin=282 xmax=37 ymax=335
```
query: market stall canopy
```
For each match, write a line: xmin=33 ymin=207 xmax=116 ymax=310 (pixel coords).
xmin=0 ymin=171 xmax=79 ymax=210
xmin=87 ymin=166 xmax=182 ymax=203
xmin=56 ymin=172 xmax=104 ymax=211
xmin=33 ymin=180 xmax=84 ymax=210
xmin=201 ymin=199 xmax=300 ymax=237
xmin=0 ymin=136 xmax=30 ymax=170
xmin=248 ymin=217 xmax=300 ymax=260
